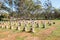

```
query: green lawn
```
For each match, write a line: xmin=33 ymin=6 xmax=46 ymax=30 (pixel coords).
xmin=45 ymin=20 xmax=60 ymax=40
xmin=0 ymin=20 xmax=60 ymax=40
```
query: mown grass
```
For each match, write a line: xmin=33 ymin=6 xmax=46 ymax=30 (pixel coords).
xmin=0 ymin=20 xmax=60 ymax=40
xmin=45 ymin=20 xmax=60 ymax=40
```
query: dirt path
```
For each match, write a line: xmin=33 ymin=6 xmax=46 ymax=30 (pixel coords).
xmin=0 ymin=32 xmax=32 ymax=40
xmin=39 ymin=27 xmax=56 ymax=35
xmin=25 ymin=26 xmax=56 ymax=40
xmin=0 ymin=26 xmax=56 ymax=40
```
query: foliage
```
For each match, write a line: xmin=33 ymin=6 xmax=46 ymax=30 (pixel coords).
xmin=0 ymin=0 xmax=60 ymax=20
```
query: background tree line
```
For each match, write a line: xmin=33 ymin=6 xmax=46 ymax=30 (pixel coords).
xmin=0 ymin=0 xmax=60 ymax=20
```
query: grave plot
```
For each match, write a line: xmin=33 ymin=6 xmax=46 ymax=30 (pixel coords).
xmin=0 ymin=20 xmax=56 ymax=33
xmin=0 ymin=20 xmax=57 ymax=40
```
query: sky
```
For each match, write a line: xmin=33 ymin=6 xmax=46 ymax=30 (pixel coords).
xmin=34 ymin=0 xmax=60 ymax=8
xmin=41 ymin=0 xmax=60 ymax=8
xmin=0 ymin=0 xmax=60 ymax=8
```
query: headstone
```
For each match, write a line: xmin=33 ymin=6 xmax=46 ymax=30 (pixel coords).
xmin=11 ymin=26 xmax=14 ymax=29
xmin=16 ymin=26 xmax=20 ymax=30
xmin=9 ymin=25 xmax=11 ymax=29
xmin=25 ymin=23 xmax=27 ymax=31
xmin=6 ymin=26 xmax=9 ymax=29
xmin=29 ymin=27 xmax=34 ymax=33
xmin=5 ymin=25 xmax=6 ymax=29
xmin=19 ymin=22 xmax=21 ymax=26
xmin=22 ymin=21 xmax=28 ymax=32
xmin=36 ymin=23 xmax=39 ymax=28
xmin=48 ymin=20 xmax=52 ymax=26
xmin=2 ymin=25 xmax=4 ymax=29
xmin=2 ymin=23 xmax=4 ymax=28
xmin=29 ymin=27 xmax=33 ymax=32
xmin=9 ymin=26 xmax=13 ymax=29
xmin=32 ymin=27 xmax=35 ymax=33
xmin=29 ymin=25 xmax=35 ymax=33
xmin=42 ymin=23 xmax=45 ymax=28
xmin=42 ymin=21 xmax=46 ymax=28
xmin=48 ymin=22 xmax=51 ymax=26
xmin=39 ymin=23 xmax=40 ymax=28
xmin=22 ymin=27 xmax=26 ymax=32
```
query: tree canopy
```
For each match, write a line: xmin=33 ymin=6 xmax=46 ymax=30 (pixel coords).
xmin=0 ymin=0 xmax=60 ymax=20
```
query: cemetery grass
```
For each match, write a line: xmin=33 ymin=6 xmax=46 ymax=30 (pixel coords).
xmin=0 ymin=20 xmax=60 ymax=40
xmin=45 ymin=20 xmax=60 ymax=40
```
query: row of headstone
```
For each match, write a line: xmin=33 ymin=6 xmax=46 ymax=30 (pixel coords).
xmin=0 ymin=20 xmax=55 ymax=33
xmin=0 ymin=21 xmax=35 ymax=33
xmin=0 ymin=21 xmax=42 ymax=32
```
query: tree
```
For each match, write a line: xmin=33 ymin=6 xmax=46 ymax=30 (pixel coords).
xmin=0 ymin=0 xmax=42 ymax=19
xmin=43 ymin=0 xmax=53 ymax=19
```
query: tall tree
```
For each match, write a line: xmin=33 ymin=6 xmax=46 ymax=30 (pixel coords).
xmin=43 ymin=0 xmax=53 ymax=19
